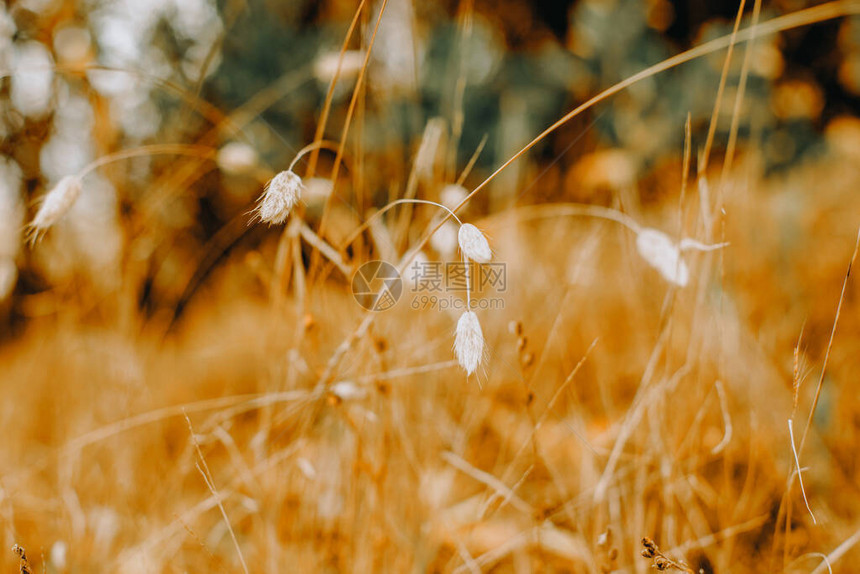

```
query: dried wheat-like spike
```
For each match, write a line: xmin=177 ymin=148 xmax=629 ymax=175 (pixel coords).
xmin=454 ymin=310 xmax=484 ymax=375
xmin=27 ymin=175 xmax=82 ymax=244
xmin=254 ymin=170 xmax=304 ymax=225
xmin=458 ymin=223 xmax=492 ymax=264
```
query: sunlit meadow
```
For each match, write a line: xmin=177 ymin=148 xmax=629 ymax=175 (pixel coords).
xmin=2 ymin=0 xmax=860 ymax=572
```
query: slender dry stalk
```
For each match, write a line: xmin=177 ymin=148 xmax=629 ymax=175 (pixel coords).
xmin=305 ymin=0 xmax=369 ymax=179
xmin=306 ymin=0 xmax=390 ymax=286
xmin=797 ymin=226 xmax=860 ymax=457
xmin=297 ymin=222 xmax=351 ymax=277
xmin=719 ymin=0 xmax=763 ymax=192
xmin=184 ymin=413 xmax=250 ymax=574
xmin=811 ymin=528 xmax=860 ymax=574
xmin=678 ymin=113 xmax=692 ymax=238
xmin=700 ymin=0 xmax=747 ymax=175
xmin=441 ymin=451 xmax=532 ymax=515
xmin=339 ymin=197 xmax=461 ymax=250
xmin=788 ymin=419 xmax=816 ymax=524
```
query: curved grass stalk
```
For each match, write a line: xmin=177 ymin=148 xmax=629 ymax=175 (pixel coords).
xmin=82 ymin=144 xmax=216 ymax=176
xmin=339 ymin=198 xmax=463 ymax=252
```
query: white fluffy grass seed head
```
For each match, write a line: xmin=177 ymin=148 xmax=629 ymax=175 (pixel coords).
xmin=454 ymin=310 xmax=484 ymax=375
xmin=458 ymin=223 xmax=492 ymax=263
xmin=255 ymin=170 xmax=304 ymax=225
xmin=28 ymin=175 xmax=82 ymax=244
xmin=635 ymin=228 xmax=688 ymax=287
xmin=635 ymin=228 xmax=728 ymax=287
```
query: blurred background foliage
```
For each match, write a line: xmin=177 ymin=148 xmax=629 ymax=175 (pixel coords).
xmin=4 ymin=2 xmax=860 ymax=572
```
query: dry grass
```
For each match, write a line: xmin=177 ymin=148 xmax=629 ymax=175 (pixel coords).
xmin=2 ymin=1 xmax=860 ymax=573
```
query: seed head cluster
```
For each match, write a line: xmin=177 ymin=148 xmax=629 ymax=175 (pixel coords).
xmin=453 ymin=222 xmax=492 ymax=375
xmin=454 ymin=310 xmax=484 ymax=376
xmin=457 ymin=223 xmax=492 ymax=264
xmin=255 ymin=170 xmax=304 ymax=225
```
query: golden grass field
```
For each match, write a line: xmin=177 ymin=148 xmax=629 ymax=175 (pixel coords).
xmin=2 ymin=0 xmax=860 ymax=572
